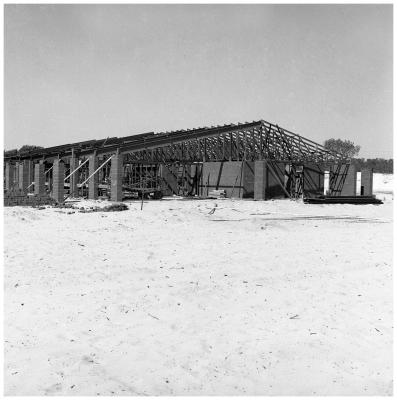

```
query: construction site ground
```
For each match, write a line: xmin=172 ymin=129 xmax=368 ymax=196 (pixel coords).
xmin=4 ymin=173 xmax=393 ymax=395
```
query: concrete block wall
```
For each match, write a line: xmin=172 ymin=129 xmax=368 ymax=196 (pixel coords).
xmin=361 ymin=169 xmax=373 ymax=196
xmin=340 ymin=164 xmax=357 ymax=196
xmin=200 ymin=161 xmax=250 ymax=198
xmin=242 ymin=162 xmax=255 ymax=198
xmin=200 ymin=161 xmax=291 ymax=199
xmin=52 ymin=159 xmax=65 ymax=203
xmin=4 ymin=187 xmax=56 ymax=207
xmin=304 ymin=163 xmax=325 ymax=197
xmin=266 ymin=162 xmax=287 ymax=198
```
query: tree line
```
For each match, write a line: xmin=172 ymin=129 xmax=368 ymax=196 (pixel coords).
xmin=324 ymin=138 xmax=393 ymax=174
xmin=351 ymin=158 xmax=393 ymax=174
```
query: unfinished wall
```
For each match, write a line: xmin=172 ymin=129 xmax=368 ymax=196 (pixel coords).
xmin=340 ymin=164 xmax=357 ymax=196
xmin=328 ymin=164 xmax=356 ymax=196
xmin=243 ymin=162 xmax=255 ymax=198
xmin=4 ymin=188 xmax=56 ymax=207
xmin=200 ymin=161 xmax=254 ymax=198
xmin=160 ymin=164 xmax=178 ymax=195
xmin=304 ymin=163 xmax=325 ymax=197
xmin=266 ymin=162 xmax=287 ymax=198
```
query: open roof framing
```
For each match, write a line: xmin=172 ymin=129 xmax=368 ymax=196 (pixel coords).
xmin=4 ymin=119 xmax=347 ymax=165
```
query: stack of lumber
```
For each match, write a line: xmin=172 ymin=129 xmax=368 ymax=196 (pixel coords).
xmin=208 ymin=189 xmax=226 ymax=199
xmin=303 ymin=195 xmax=383 ymax=205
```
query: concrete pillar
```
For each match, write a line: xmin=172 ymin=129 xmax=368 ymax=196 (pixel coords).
xmin=110 ymin=151 xmax=123 ymax=202
xmin=361 ymin=169 xmax=373 ymax=196
xmin=52 ymin=159 xmax=65 ymax=203
xmin=14 ymin=163 xmax=19 ymax=187
xmin=27 ymin=160 xmax=35 ymax=192
xmin=340 ymin=164 xmax=357 ymax=196
xmin=69 ymin=152 xmax=78 ymax=197
xmin=5 ymin=162 xmax=14 ymax=191
xmin=88 ymin=152 xmax=98 ymax=200
xmin=254 ymin=160 xmax=267 ymax=200
xmin=34 ymin=162 xmax=46 ymax=195
xmin=18 ymin=160 xmax=30 ymax=193
xmin=16 ymin=162 xmax=22 ymax=188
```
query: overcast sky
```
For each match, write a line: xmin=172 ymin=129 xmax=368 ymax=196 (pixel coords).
xmin=4 ymin=4 xmax=393 ymax=158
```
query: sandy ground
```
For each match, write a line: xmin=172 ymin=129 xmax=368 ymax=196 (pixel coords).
xmin=3 ymin=174 xmax=393 ymax=395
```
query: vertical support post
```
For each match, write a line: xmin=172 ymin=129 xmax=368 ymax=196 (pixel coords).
xmin=15 ymin=162 xmax=20 ymax=187
xmin=34 ymin=162 xmax=46 ymax=195
xmin=88 ymin=151 xmax=98 ymax=200
xmin=197 ymin=139 xmax=201 ymax=161
xmin=111 ymin=149 xmax=123 ymax=202
xmin=236 ymin=133 xmax=240 ymax=161
xmin=254 ymin=160 xmax=267 ymax=200
xmin=69 ymin=149 xmax=78 ymax=197
xmin=27 ymin=160 xmax=35 ymax=192
xmin=52 ymin=159 xmax=65 ymax=203
xmin=5 ymin=162 xmax=14 ymax=191
xmin=18 ymin=160 xmax=30 ymax=193
xmin=361 ymin=168 xmax=373 ymax=196
xmin=229 ymin=132 xmax=233 ymax=161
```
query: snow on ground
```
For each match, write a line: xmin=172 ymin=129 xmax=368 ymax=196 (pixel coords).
xmin=4 ymin=181 xmax=393 ymax=395
xmin=373 ymin=173 xmax=394 ymax=202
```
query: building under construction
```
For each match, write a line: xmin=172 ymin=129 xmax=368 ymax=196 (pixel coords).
xmin=3 ymin=119 xmax=374 ymax=205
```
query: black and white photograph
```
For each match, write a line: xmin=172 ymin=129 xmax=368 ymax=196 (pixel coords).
xmin=2 ymin=2 xmax=394 ymax=396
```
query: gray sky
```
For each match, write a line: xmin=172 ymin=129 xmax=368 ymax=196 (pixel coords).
xmin=4 ymin=4 xmax=393 ymax=158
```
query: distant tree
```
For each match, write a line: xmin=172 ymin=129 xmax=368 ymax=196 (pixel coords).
xmin=323 ymin=138 xmax=361 ymax=158
xmin=352 ymin=158 xmax=393 ymax=174
xmin=19 ymin=144 xmax=44 ymax=153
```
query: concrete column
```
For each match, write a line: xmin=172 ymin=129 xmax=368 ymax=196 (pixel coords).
xmin=18 ymin=160 xmax=30 ymax=193
xmin=340 ymin=164 xmax=357 ymax=196
xmin=27 ymin=160 xmax=35 ymax=192
xmin=254 ymin=160 xmax=267 ymax=200
xmin=34 ymin=162 xmax=46 ymax=195
xmin=361 ymin=169 xmax=373 ymax=196
xmin=52 ymin=159 xmax=65 ymax=203
xmin=69 ymin=152 xmax=78 ymax=197
xmin=5 ymin=162 xmax=14 ymax=191
xmin=88 ymin=152 xmax=98 ymax=200
xmin=110 ymin=150 xmax=123 ymax=202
